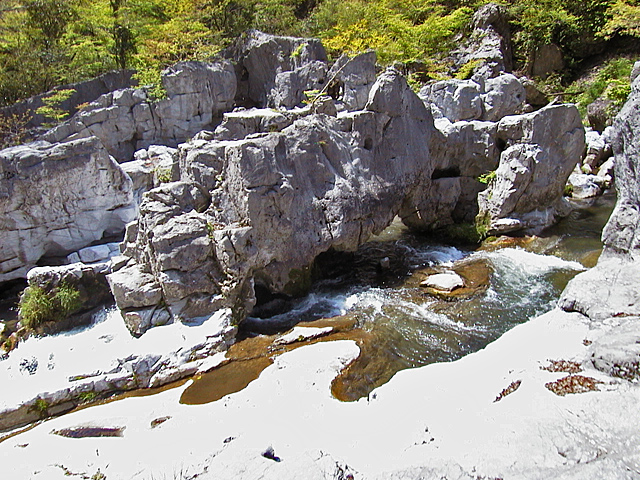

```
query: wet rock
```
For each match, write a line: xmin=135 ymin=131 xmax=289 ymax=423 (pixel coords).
xmin=0 ymin=137 xmax=135 ymax=282
xmin=421 ymin=272 xmax=464 ymax=292
xmin=567 ymin=173 xmax=604 ymax=199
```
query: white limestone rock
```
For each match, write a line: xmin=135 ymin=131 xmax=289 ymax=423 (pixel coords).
xmin=0 ymin=137 xmax=134 ymax=283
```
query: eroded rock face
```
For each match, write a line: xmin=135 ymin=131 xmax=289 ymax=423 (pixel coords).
xmin=560 ymin=71 xmax=640 ymax=321
xmin=477 ymin=104 xmax=585 ymax=234
xmin=109 ymin=68 xmax=435 ymax=333
xmin=0 ymin=137 xmax=134 ymax=283
xmin=328 ymin=51 xmax=378 ymax=112
xmin=226 ymin=30 xmax=328 ymax=108
xmin=450 ymin=2 xmax=513 ymax=77
xmin=43 ymin=61 xmax=237 ymax=161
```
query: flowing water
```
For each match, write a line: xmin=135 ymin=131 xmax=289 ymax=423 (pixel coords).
xmin=235 ymin=191 xmax=617 ymax=401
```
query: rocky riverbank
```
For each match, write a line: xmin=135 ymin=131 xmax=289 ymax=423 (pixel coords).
xmin=1 ymin=3 xmax=639 ymax=478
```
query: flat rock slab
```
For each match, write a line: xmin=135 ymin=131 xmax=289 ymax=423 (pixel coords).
xmin=421 ymin=272 xmax=465 ymax=291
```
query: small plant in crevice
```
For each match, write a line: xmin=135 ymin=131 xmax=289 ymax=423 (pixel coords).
xmin=19 ymin=282 xmax=82 ymax=330
xmin=0 ymin=111 xmax=31 ymax=149
xmin=477 ymin=170 xmax=496 ymax=185
xmin=77 ymin=391 xmax=98 ymax=403
xmin=36 ymin=88 xmax=76 ymax=126
xmin=31 ymin=397 xmax=49 ymax=417
xmin=154 ymin=166 xmax=173 ymax=184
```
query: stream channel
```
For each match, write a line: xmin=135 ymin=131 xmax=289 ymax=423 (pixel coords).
xmin=0 ymin=191 xmax=616 ymax=415
xmin=183 ymin=191 xmax=615 ymax=403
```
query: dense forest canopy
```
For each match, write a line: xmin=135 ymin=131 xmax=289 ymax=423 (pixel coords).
xmin=1 ymin=0 xmax=639 ymax=107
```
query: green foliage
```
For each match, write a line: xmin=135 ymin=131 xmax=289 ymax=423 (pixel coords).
xmin=36 ymin=88 xmax=75 ymax=124
xmin=1 ymin=0 xmax=638 ymax=109
xmin=19 ymin=282 xmax=82 ymax=330
xmin=600 ymin=0 xmax=640 ymax=39
xmin=0 ymin=112 xmax=31 ymax=149
xmin=154 ymin=166 xmax=173 ymax=183
xmin=508 ymin=0 xmax=611 ymax=70
xmin=313 ymin=0 xmax=474 ymax=65
xmin=455 ymin=58 xmax=482 ymax=80
xmin=32 ymin=397 xmax=49 ymax=417
xmin=564 ymin=183 xmax=574 ymax=196
xmin=77 ymin=391 xmax=97 ymax=403
xmin=566 ymin=57 xmax=635 ymax=116
xmin=477 ymin=170 xmax=496 ymax=184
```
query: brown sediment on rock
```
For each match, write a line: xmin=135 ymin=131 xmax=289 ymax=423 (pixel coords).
xmin=180 ymin=356 xmax=274 ymax=405
xmin=479 ymin=235 xmax=537 ymax=252
xmin=545 ymin=375 xmax=601 ymax=396
xmin=494 ymin=379 xmax=522 ymax=402
xmin=541 ymin=359 xmax=583 ymax=374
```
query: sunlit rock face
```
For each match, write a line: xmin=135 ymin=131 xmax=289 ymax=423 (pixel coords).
xmin=560 ymin=66 xmax=640 ymax=322
xmin=0 ymin=137 xmax=134 ymax=283
xmin=43 ymin=61 xmax=237 ymax=162
xmin=109 ymin=68 xmax=436 ymax=333
xmin=476 ymin=104 xmax=585 ymax=235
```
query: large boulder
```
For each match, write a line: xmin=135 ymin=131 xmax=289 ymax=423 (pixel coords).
xmin=108 ymin=68 xmax=435 ymax=333
xmin=450 ymin=3 xmax=513 ymax=78
xmin=419 ymin=79 xmax=483 ymax=122
xmin=225 ymin=30 xmax=328 ymax=108
xmin=477 ymin=104 xmax=585 ymax=234
xmin=20 ymin=263 xmax=114 ymax=335
xmin=0 ymin=137 xmax=135 ymax=283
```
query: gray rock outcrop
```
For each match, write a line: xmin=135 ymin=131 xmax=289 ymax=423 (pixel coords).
xmin=108 ymin=68 xmax=436 ymax=334
xmin=420 ymin=73 xmax=525 ymax=123
xmin=476 ymin=103 xmax=585 ymax=234
xmin=42 ymin=61 xmax=236 ymax=161
xmin=560 ymin=67 xmax=640 ymax=322
xmin=0 ymin=137 xmax=135 ymax=283
xmin=327 ymin=51 xmax=378 ymax=111
xmin=450 ymin=2 xmax=513 ymax=78
xmin=226 ymin=30 xmax=328 ymax=108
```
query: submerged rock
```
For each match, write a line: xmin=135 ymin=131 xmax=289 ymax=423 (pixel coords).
xmin=420 ymin=272 xmax=465 ymax=292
